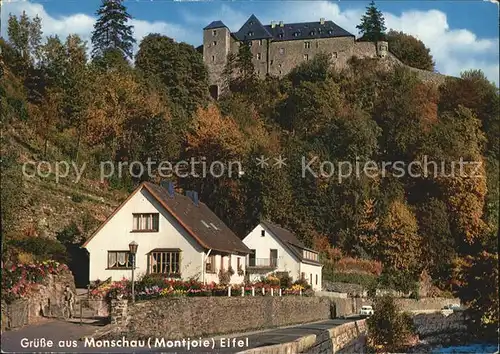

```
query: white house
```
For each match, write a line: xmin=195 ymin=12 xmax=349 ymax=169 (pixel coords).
xmin=82 ymin=181 xmax=250 ymax=284
xmin=242 ymin=221 xmax=323 ymax=291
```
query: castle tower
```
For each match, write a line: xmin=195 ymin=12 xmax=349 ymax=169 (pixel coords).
xmin=203 ymin=21 xmax=231 ymax=99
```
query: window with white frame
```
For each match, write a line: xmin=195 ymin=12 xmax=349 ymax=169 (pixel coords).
xmin=304 ymin=41 xmax=311 ymax=49
xmin=256 ymin=53 xmax=261 ymax=60
xmin=132 ymin=213 xmax=159 ymax=231
xmin=149 ymin=250 xmax=180 ymax=275
xmin=107 ymin=251 xmax=132 ymax=269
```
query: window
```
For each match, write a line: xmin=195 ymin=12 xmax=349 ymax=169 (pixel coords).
xmin=249 ymin=41 xmax=253 ymax=47
xmin=212 ymin=41 xmax=217 ymax=46
xmin=331 ymin=52 xmax=338 ymax=59
xmin=248 ymin=31 xmax=254 ymax=37
xmin=132 ymin=213 xmax=159 ymax=232
xmin=258 ymin=39 xmax=263 ymax=45
xmin=261 ymin=229 xmax=265 ymax=237
xmin=220 ymin=255 xmax=225 ymax=271
xmin=149 ymin=251 xmax=180 ymax=275
xmin=310 ymin=273 xmax=313 ymax=285
xmin=237 ymin=257 xmax=241 ymax=271
xmin=279 ymin=48 xmax=285 ymax=55
xmin=304 ymin=41 xmax=311 ymax=49
xmin=206 ymin=254 xmax=216 ymax=273
xmin=270 ymin=60 xmax=274 ymax=65
xmin=278 ymin=33 xmax=283 ymax=39
xmin=316 ymin=274 xmax=318 ymax=285
xmin=304 ymin=54 xmax=309 ymax=61
xmin=278 ymin=64 xmax=282 ymax=68
xmin=107 ymin=251 xmax=132 ymax=269
xmin=211 ymin=55 xmax=215 ymax=62
xmin=279 ymin=70 xmax=282 ymax=75
xmin=256 ymin=53 xmax=261 ymax=60
xmin=316 ymin=41 xmax=320 ymax=48
xmin=212 ymin=30 xmax=217 ymax=36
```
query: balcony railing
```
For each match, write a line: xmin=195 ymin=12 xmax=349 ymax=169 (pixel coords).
xmin=247 ymin=258 xmax=278 ymax=268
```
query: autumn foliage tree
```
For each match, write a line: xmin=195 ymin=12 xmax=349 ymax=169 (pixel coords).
xmin=386 ymin=30 xmax=435 ymax=71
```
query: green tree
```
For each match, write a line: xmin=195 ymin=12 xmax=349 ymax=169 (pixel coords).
xmin=91 ymin=0 xmax=136 ymax=63
xmin=386 ymin=30 xmax=435 ymax=71
xmin=356 ymin=1 xmax=387 ymax=42
xmin=7 ymin=11 xmax=43 ymax=67
xmin=135 ymin=34 xmax=208 ymax=114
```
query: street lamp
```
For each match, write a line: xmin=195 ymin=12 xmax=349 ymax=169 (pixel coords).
xmin=128 ymin=241 xmax=138 ymax=303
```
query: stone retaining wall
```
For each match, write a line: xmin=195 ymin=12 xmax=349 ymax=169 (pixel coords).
xmin=110 ymin=296 xmax=331 ymax=340
xmin=1 ymin=270 xmax=76 ymax=330
xmin=326 ymin=296 xmax=461 ymax=318
xmin=239 ymin=320 xmax=367 ymax=354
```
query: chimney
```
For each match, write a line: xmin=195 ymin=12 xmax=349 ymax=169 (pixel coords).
xmin=161 ymin=180 xmax=175 ymax=197
xmin=279 ymin=21 xmax=284 ymax=27
xmin=320 ymin=18 xmax=325 ymax=25
xmin=271 ymin=21 xmax=276 ymax=28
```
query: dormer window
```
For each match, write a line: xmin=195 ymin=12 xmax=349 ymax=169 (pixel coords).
xmin=293 ymin=32 xmax=299 ymax=37
xmin=249 ymin=21 xmax=254 ymax=25
xmin=133 ymin=213 xmax=159 ymax=232
xmin=278 ymin=33 xmax=284 ymax=38
xmin=248 ymin=31 xmax=254 ymax=37
xmin=328 ymin=30 xmax=332 ymax=34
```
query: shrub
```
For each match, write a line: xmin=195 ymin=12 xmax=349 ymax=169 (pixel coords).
xmin=71 ymin=194 xmax=84 ymax=203
xmin=7 ymin=237 xmax=69 ymax=264
xmin=367 ymin=295 xmax=416 ymax=351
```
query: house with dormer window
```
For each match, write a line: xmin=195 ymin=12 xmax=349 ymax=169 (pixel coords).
xmin=242 ymin=221 xmax=323 ymax=291
xmin=82 ymin=182 xmax=250 ymax=284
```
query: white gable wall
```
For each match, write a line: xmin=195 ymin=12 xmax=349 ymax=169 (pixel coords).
xmin=242 ymin=224 xmax=300 ymax=282
xmin=86 ymin=188 xmax=205 ymax=282
xmin=300 ymin=261 xmax=323 ymax=291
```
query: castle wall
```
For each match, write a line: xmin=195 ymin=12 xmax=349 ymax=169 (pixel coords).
xmin=268 ymin=36 xmax=356 ymax=77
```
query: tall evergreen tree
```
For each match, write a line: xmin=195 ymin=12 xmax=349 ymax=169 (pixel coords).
xmin=90 ymin=0 xmax=136 ymax=62
xmin=356 ymin=1 xmax=387 ymax=42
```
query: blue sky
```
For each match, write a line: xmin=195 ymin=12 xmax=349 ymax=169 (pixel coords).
xmin=2 ymin=0 xmax=499 ymax=84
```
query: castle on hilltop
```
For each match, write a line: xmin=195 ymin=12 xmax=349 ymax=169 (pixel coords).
xmin=202 ymin=14 xmax=446 ymax=99
xmin=202 ymin=14 xmax=391 ymax=99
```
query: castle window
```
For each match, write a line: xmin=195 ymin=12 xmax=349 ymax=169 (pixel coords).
xmin=211 ymin=55 xmax=215 ymax=62
xmin=279 ymin=70 xmax=282 ymax=75
xmin=331 ymin=52 xmax=338 ymax=59
xmin=304 ymin=54 xmax=309 ymax=61
xmin=279 ymin=48 xmax=285 ymax=55
xmin=212 ymin=41 xmax=217 ymax=46
xmin=270 ymin=60 xmax=274 ymax=65
xmin=212 ymin=30 xmax=217 ymax=36
xmin=304 ymin=41 xmax=311 ymax=49
xmin=256 ymin=53 xmax=261 ymax=60
xmin=278 ymin=64 xmax=282 ymax=68
xmin=258 ymin=39 xmax=263 ymax=45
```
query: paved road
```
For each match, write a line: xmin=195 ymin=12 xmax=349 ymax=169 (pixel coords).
xmin=1 ymin=317 xmax=362 ymax=353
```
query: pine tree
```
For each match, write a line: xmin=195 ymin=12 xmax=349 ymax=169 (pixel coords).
xmin=90 ymin=0 xmax=136 ymax=62
xmin=356 ymin=1 xmax=387 ymax=42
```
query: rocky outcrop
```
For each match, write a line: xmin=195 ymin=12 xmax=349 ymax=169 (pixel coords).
xmin=1 ymin=269 xmax=76 ymax=330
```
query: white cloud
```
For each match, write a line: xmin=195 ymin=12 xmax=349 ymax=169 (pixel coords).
xmin=2 ymin=1 xmax=498 ymax=85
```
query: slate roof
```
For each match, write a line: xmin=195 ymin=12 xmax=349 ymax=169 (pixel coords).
xmin=143 ymin=182 xmax=251 ymax=254
xmin=233 ymin=14 xmax=273 ymax=41
xmin=263 ymin=20 xmax=355 ymax=41
xmin=261 ymin=220 xmax=322 ymax=266
xmin=83 ymin=182 xmax=250 ymax=255
xmin=227 ymin=15 xmax=354 ymax=41
xmin=204 ymin=20 xmax=227 ymax=30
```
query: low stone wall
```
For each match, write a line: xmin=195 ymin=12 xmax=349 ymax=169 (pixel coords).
xmin=110 ymin=296 xmax=331 ymax=340
xmin=413 ymin=312 xmax=468 ymax=339
xmin=1 ymin=270 xmax=76 ymax=330
xmin=326 ymin=297 xmax=460 ymax=318
xmin=239 ymin=320 xmax=367 ymax=354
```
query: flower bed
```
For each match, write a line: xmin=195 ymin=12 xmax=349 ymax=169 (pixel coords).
xmin=1 ymin=260 xmax=69 ymax=303
xmin=90 ymin=276 xmax=311 ymax=301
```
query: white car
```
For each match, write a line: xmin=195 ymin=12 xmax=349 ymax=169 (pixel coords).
xmin=360 ymin=305 xmax=374 ymax=316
